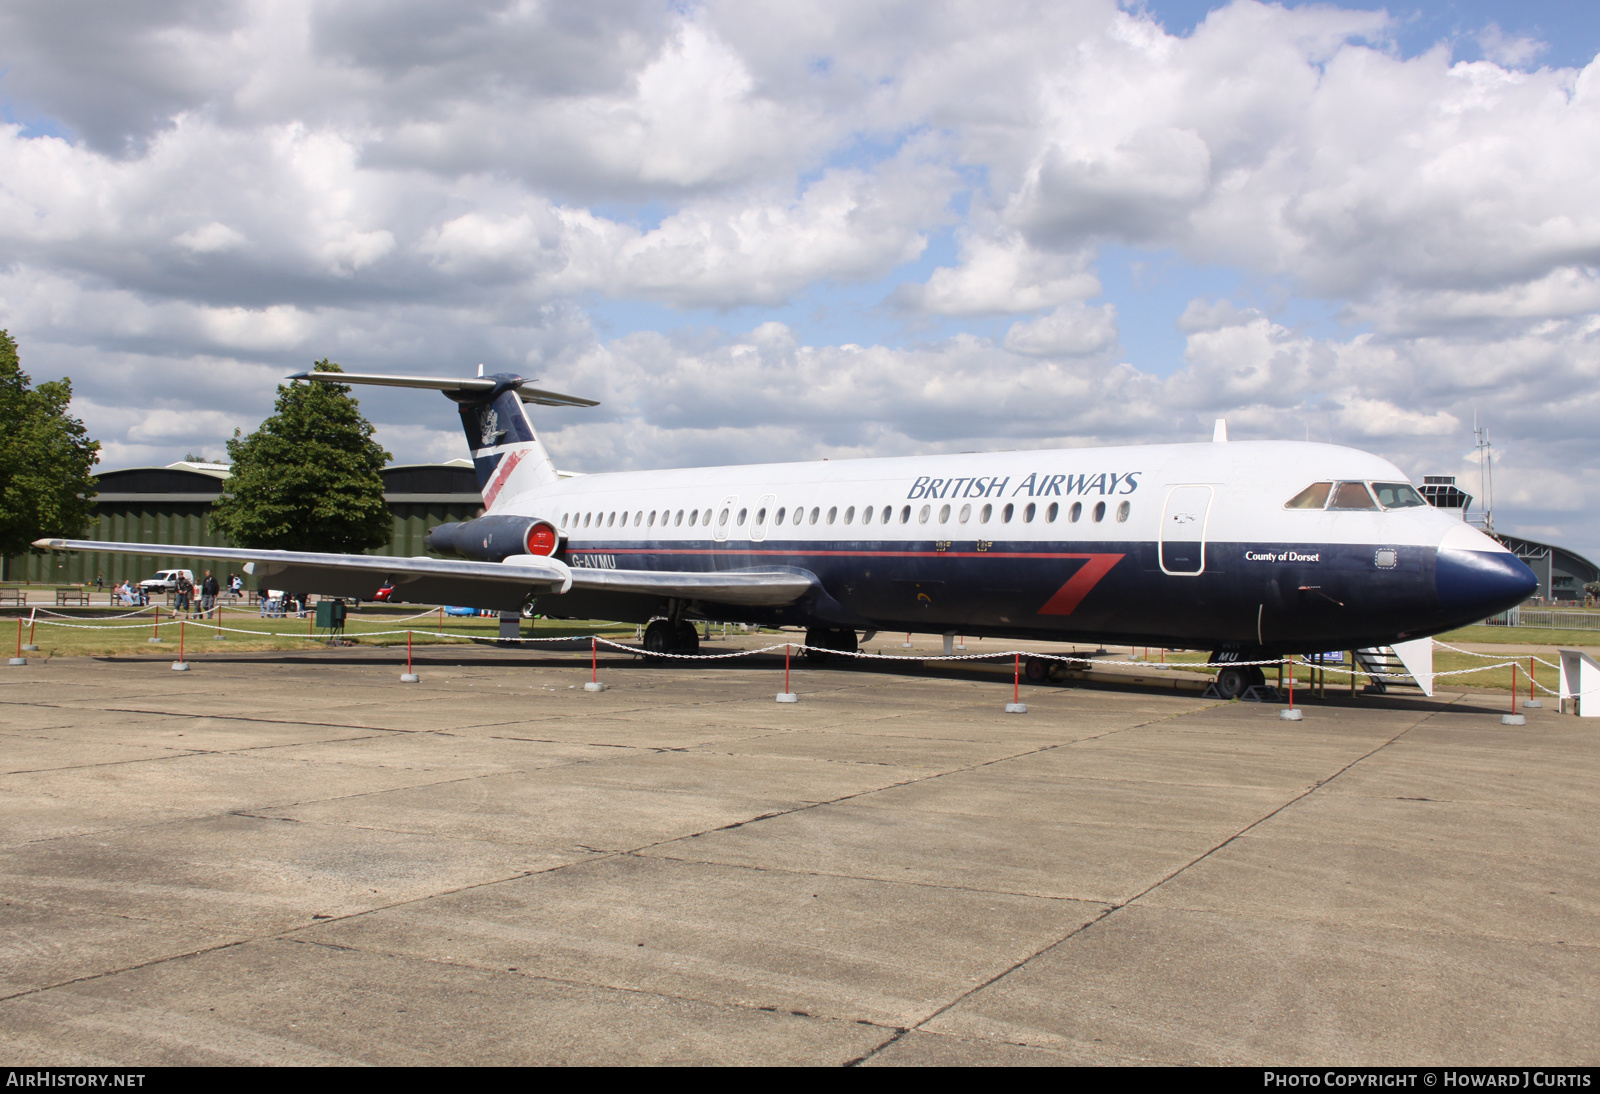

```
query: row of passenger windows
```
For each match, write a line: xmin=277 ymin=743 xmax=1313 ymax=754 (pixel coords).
xmin=561 ymin=499 xmax=1133 ymax=532
xmin=1284 ymin=481 xmax=1428 ymax=512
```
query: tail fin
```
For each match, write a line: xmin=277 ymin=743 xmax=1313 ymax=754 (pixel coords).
xmin=291 ymin=369 xmax=597 ymax=512
xmin=458 ymin=380 xmax=561 ymax=509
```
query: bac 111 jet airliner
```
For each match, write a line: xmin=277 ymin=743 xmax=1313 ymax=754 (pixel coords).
xmin=38 ymin=370 xmax=1535 ymax=697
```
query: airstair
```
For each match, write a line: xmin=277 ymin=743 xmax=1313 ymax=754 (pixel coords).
xmin=1353 ymin=647 xmax=1424 ymax=693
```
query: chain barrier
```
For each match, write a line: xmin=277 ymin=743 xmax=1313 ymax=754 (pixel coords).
xmin=17 ymin=616 xmax=1558 ymax=689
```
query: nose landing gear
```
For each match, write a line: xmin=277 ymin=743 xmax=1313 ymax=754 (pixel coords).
xmin=643 ymin=617 xmax=701 ymax=658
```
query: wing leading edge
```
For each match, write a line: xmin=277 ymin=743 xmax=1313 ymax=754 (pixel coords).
xmin=33 ymin=539 xmax=813 ymax=613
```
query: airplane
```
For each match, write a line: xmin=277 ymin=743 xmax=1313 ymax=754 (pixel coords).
xmin=37 ymin=369 xmax=1536 ymax=698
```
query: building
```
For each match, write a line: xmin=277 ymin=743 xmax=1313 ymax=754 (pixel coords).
xmin=2 ymin=461 xmax=485 ymax=588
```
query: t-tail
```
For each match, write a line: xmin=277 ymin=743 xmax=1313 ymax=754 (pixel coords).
xmin=290 ymin=368 xmax=598 ymax=511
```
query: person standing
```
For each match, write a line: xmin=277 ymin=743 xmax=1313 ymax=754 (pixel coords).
xmin=201 ymin=570 xmax=219 ymax=618
xmin=175 ymin=572 xmax=193 ymax=616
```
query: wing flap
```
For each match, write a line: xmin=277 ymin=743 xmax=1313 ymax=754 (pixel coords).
xmin=567 ymin=568 xmax=813 ymax=607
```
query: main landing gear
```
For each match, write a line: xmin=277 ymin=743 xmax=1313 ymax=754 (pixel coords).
xmin=1213 ymin=664 xmax=1267 ymax=700
xmin=643 ymin=618 xmax=700 ymax=658
xmin=803 ymin=627 xmax=858 ymax=664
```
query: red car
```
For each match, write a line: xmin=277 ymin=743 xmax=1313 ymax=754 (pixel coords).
xmin=373 ymin=580 xmax=396 ymax=602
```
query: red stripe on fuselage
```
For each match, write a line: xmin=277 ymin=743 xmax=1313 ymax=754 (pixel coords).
xmin=1035 ymin=553 xmax=1125 ymax=616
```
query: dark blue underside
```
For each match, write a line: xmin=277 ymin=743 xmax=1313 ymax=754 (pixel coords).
xmin=543 ymin=537 xmax=1535 ymax=653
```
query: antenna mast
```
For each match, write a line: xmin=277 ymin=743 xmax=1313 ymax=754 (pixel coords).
xmin=1473 ymin=415 xmax=1494 ymax=534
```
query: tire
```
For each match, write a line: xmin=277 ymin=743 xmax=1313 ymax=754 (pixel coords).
xmin=673 ymin=619 xmax=700 ymax=655
xmin=803 ymin=627 xmax=831 ymax=664
xmin=643 ymin=619 xmax=674 ymax=657
xmin=1024 ymin=657 xmax=1049 ymax=683
xmin=1215 ymin=666 xmax=1248 ymax=699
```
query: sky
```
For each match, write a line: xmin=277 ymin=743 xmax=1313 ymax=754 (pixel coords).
xmin=1 ymin=0 xmax=1597 ymax=561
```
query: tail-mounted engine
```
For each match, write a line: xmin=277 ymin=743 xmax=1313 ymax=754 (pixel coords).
xmin=426 ymin=515 xmax=561 ymax=561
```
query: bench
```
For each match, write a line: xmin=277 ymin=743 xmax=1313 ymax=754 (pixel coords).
xmin=55 ymin=587 xmax=90 ymax=607
xmin=0 ymin=590 xmax=24 ymax=607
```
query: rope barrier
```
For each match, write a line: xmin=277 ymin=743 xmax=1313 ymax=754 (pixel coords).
xmin=12 ymin=617 xmax=1573 ymax=691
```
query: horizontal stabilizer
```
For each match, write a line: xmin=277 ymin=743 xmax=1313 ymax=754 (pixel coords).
xmin=289 ymin=371 xmax=598 ymax=408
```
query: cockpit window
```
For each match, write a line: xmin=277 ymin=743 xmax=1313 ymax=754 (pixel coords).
xmin=1285 ymin=482 xmax=1333 ymax=510
xmin=1371 ymin=482 xmax=1427 ymax=509
xmin=1330 ymin=481 xmax=1378 ymax=510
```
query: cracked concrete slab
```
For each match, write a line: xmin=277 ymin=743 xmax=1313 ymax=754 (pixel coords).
xmin=0 ymin=647 xmax=1593 ymax=1064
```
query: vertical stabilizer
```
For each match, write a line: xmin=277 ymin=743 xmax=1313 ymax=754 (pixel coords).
xmin=456 ymin=377 xmax=561 ymax=509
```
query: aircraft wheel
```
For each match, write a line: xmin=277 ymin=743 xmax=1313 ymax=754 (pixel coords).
xmin=643 ymin=619 xmax=674 ymax=657
xmin=829 ymin=628 xmax=858 ymax=656
xmin=1024 ymin=657 xmax=1049 ymax=683
xmin=1215 ymin=666 xmax=1248 ymax=699
xmin=1248 ymin=666 xmax=1267 ymax=689
xmin=804 ymin=627 xmax=832 ymax=664
xmin=673 ymin=619 xmax=700 ymax=655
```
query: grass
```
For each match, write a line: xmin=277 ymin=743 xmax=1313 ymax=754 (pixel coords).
xmin=4 ymin=604 xmax=638 ymax=659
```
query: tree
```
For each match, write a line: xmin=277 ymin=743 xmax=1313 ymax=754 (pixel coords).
xmin=0 ymin=330 xmax=101 ymax=561
xmin=211 ymin=360 xmax=392 ymax=553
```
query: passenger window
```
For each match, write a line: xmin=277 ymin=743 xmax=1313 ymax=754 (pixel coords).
xmin=1116 ymin=500 xmax=1130 ymax=522
xmin=608 ymin=512 xmax=616 ymax=526
xmin=647 ymin=511 xmax=656 ymax=527
xmin=756 ymin=508 xmax=766 ymax=525
xmin=720 ymin=508 xmax=731 ymax=526
xmin=1002 ymin=503 xmax=1013 ymax=522
xmin=860 ymin=506 xmax=872 ymax=525
xmin=939 ymin=504 xmax=950 ymax=523
xmin=899 ymin=505 xmax=911 ymax=524
xmin=1070 ymin=502 xmax=1081 ymax=522
xmin=1285 ymin=482 xmax=1333 ymax=510
xmin=1093 ymin=501 xmax=1106 ymax=522
xmin=562 ymin=513 xmax=569 ymax=527
xmin=635 ymin=511 xmax=643 ymax=526
xmin=1371 ymin=482 xmax=1427 ymax=509
xmin=809 ymin=507 xmax=820 ymax=524
xmin=674 ymin=510 xmax=684 ymax=526
xmin=1023 ymin=502 xmax=1035 ymax=523
xmin=1046 ymin=502 xmax=1058 ymax=522
xmin=826 ymin=506 xmax=837 ymax=524
xmin=775 ymin=507 xmax=786 ymax=525
xmin=584 ymin=513 xmax=592 ymax=527
xmin=919 ymin=504 xmax=930 ymax=523
xmin=736 ymin=508 xmax=747 ymax=526
xmin=1331 ymin=482 xmax=1378 ymax=510
xmin=959 ymin=503 xmax=971 ymax=523
xmin=687 ymin=510 xmax=697 ymax=527
xmin=844 ymin=506 xmax=854 ymax=524
xmin=980 ymin=503 xmax=992 ymax=523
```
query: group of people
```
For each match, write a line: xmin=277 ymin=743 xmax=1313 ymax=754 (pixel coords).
xmin=111 ymin=570 xmax=245 ymax=614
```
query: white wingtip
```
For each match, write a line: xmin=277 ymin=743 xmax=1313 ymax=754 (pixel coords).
xmin=477 ymin=363 xmax=484 ymax=377
xmin=1212 ymin=418 xmax=1228 ymax=443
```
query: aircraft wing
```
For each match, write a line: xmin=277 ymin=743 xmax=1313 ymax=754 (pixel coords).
xmin=565 ymin=567 xmax=813 ymax=607
xmin=34 ymin=539 xmax=813 ymax=611
xmin=34 ymin=539 xmax=572 ymax=613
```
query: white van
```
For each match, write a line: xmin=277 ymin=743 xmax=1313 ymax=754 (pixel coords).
xmin=139 ymin=569 xmax=194 ymax=593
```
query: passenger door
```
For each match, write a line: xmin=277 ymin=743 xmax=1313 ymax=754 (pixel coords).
xmin=712 ymin=494 xmax=739 ymax=543
xmin=1160 ymin=485 xmax=1213 ymax=575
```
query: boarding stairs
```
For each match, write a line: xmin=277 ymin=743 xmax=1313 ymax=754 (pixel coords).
xmin=1353 ymin=647 xmax=1424 ymax=693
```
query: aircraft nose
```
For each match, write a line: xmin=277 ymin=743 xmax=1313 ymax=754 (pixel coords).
xmin=1435 ymin=528 xmax=1537 ymax=621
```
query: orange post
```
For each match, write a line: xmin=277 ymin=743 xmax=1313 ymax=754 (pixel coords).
xmin=1511 ymin=662 xmax=1518 ymax=716
xmin=591 ymin=636 xmax=598 ymax=684
xmin=1287 ymin=659 xmax=1295 ymax=712
xmin=178 ymin=620 xmax=185 ymax=663
xmin=785 ymin=643 xmax=791 ymax=694
xmin=27 ymin=610 xmax=37 ymax=647
xmin=1013 ymin=652 xmax=1021 ymax=705
xmin=407 ymin=630 xmax=413 ymax=674
xmin=438 ymin=606 xmax=444 ymax=633
xmin=153 ymin=603 xmax=160 ymax=639
xmin=1530 ymin=657 xmax=1536 ymax=701
xmin=14 ymin=617 xmax=20 ymax=658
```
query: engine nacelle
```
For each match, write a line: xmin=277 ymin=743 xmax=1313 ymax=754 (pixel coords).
xmin=426 ymin=515 xmax=561 ymax=561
